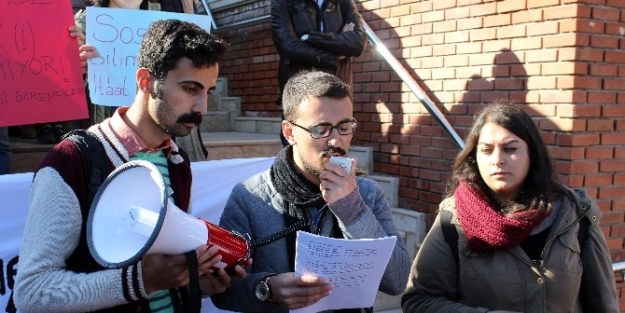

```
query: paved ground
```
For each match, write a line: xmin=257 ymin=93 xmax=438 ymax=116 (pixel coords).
xmin=201 ymin=131 xmax=280 ymax=145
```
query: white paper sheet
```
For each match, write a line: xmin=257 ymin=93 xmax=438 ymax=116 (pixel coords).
xmin=292 ymin=231 xmax=397 ymax=313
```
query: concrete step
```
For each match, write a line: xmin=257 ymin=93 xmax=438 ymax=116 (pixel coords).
xmin=367 ymin=173 xmax=399 ymax=207
xmin=201 ymin=111 xmax=232 ymax=132
xmin=215 ymin=77 xmax=228 ymax=97
xmin=202 ymin=131 xmax=282 ymax=160
xmin=348 ymin=146 xmax=373 ymax=174
xmin=234 ymin=116 xmax=282 ymax=135
xmin=374 ymin=208 xmax=425 ymax=312
xmin=203 ymin=96 xmax=240 ymax=132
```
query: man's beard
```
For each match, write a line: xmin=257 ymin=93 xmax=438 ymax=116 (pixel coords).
xmin=153 ymin=90 xmax=203 ymax=137
xmin=302 ymin=147 xmax=348 ymax=178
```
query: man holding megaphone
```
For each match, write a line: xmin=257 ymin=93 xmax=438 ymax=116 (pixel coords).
xmin=14 ymin=19 xmax=248 ymax=313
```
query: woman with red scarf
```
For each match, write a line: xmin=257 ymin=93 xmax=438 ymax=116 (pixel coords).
xmin=401 ymin=102 xmax=618 ymax=313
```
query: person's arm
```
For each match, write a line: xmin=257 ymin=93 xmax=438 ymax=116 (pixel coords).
xmin=70 ymin=11 xmax=100 ymax=74
xmin=326 ymin=179 xmax=410 ymax=295
xmin=270 ymin=0 xmax=340 ymax=69
xmin=305 ymin=0 xmax=367 ymax=57
xmin=13 ymin=145 xmax=145 ymax=312
xmin=180 ymin=0 xmax=194 ymax=14
xmin=401 ymin=210 xmax=490 ymax=313
xmin=210 ymin=184 xmax=280 ymax=311
xmin=578 ymin=198 xmax=619 ymax=312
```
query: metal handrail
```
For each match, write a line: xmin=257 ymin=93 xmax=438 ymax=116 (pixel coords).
xmin=199 ymin=7 xmax=465 ymax=149
xmin=198 ymin=0 xmax=217 ymax=30
xmin=362 ymin=23 xmax=464 ymax=149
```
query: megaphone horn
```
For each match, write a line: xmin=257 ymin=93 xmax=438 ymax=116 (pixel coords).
xmin=86 ymin=160 xmax=250 ymax=270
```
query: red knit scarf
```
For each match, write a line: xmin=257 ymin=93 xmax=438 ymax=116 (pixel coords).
xmin=454 ymin=181 xmax=546 ymax=252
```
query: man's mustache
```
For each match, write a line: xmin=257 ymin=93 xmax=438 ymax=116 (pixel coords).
xmin=177 ymin=113 xmax=203 ymax=125
xmin=322 ymin=147 xmax=347 ymax=157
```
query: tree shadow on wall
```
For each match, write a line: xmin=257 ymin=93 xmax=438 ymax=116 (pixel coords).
xmin=460 ymin=48 xmax=528 ymax=114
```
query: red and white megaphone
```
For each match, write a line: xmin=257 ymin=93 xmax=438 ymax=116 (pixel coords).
xmin=86 ymin=160 xmax=249 ymax=271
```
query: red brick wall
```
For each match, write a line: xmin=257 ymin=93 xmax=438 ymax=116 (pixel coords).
xmin=213 ymin=0 xmax=280 ymax=117
xmin=215 ymin=0 xmax=625 ymax=307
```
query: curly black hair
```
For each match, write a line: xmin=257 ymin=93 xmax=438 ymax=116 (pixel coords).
xmin=136 ymin=19 xmax=228 ymax=98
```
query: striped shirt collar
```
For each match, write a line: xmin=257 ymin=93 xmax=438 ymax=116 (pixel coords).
xmin=106 ymin=107 xmax=173 ymax=157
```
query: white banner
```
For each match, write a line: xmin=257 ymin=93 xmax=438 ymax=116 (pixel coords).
xmin=0 ymin=157 xmax=273 ymax=313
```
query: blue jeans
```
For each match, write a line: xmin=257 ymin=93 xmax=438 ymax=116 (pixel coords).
xmin=0 ymin=127 xmax=11 ymax=174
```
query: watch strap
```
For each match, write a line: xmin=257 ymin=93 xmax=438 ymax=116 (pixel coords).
xmin=264 ymin=275 xmax=277 ymax=303
xmin=261 ymin=274 xmax=277 ymax=303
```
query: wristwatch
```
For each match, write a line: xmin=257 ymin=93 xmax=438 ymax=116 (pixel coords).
xmin=255 ymin=275 xmax=275 ymax=302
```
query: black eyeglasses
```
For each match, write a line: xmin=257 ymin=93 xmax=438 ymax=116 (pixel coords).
xmin=289 ymin=119 xmax=358 ymax=139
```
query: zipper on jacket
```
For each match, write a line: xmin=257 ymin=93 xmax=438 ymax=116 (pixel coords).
xmin=314 ymin=204 xmax=330 ymax=234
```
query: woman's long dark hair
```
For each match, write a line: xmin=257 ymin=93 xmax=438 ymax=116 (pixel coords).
xmin=448 ymin=101 xmax=563 ymax=217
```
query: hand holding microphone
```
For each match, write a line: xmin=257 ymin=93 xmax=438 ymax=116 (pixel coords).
xmin=320 ymin=156 xmax=357 ymax=204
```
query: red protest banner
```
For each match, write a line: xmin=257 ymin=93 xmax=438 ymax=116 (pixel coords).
xmin=0 ymin=0 xmax=88 ymax=127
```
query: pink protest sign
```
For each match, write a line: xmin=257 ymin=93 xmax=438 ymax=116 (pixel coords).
xmin=0 ymin=0 xmax=88 ymax=127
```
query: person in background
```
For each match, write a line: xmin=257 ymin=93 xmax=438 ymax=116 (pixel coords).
xmin=401 ymin=102 xmax=618 ymax=313
xmin=211 ymin=71 xmax=410 ymax=312
xmin=15 ymin=19 xmax=246 ymax=313
xmin=71 ymin=0 xmax=92 ymax=13
xmin=0 ymin=127 xmax=10 ymax=174
xmin=70 ymin=0 xmax=207 ymax=161
xmin=270 ymin=0 xmax=367 ymax=146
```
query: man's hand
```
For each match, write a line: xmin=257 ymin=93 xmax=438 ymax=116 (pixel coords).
xmin=68 ymin=25 xmax=86 ymax=46
xmin=199 ymin=258 xmax=251 ymax=296
xmin=78 ymin=45 xmax=99 ymax=74
xmin=196 ymin=245 xmax=224 ymax=276
xmin=142 ymin=245 xmax=245 ymax=295
xmin=319 ymin=158 xmax=357 ymax=204
xmin=269 ymin=273 xmax=332 ymax=309
xmin=142 ymin=253 xmax=195 ymax=294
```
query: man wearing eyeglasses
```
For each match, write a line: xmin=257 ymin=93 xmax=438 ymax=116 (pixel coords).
xmin=212 ymin=71 xmax=410 ymax=312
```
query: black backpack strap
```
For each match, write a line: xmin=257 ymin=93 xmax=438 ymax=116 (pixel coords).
xmin=440 ymin=210 xmax=459 ymax=263
xmin=62 ymin=130 xmax=108 ymax=206
xmin=181 ymin=250 xmax=201 ymax=313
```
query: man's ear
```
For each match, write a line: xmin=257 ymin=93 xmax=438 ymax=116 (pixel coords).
xmin=136 ymin=68 xmax=152 ymax=94
xmin=282 ymin=120 xmax=295 ymax=145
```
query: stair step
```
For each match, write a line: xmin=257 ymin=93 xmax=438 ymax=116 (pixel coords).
xmin=215 ymin=77 xmax=228 ymax=97
xmin=366 ymin=173 xmax=399 ymax=207
xmin=200 ymin=111 xmax=232 ymax=132
xmin=348 ymin=146 xmax=373 ymax=174
xmin=234 ymin=117 xmax=282 ymax=135
xmin=208 ymin=94 xmax=222 ymax=111
xmin=202 ymin=131 xmax=282 ymax=160
xmin=375 ymin=208 xmax=425 ymax=312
